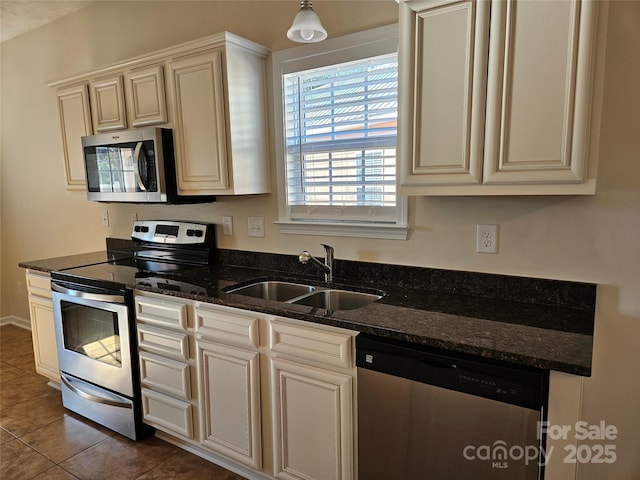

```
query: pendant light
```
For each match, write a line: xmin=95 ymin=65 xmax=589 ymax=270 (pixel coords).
xmin=287 ymin=0 xmax=327 ymax=43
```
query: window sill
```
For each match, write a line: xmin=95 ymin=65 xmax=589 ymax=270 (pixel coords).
xmin=275 ymin=220 xmax=408 ymax=240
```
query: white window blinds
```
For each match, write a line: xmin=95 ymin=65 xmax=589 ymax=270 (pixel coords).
xmin=283 ymin=53 xmax=398 ymax=223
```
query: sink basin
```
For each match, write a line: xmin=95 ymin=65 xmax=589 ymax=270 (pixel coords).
xmin=291 ymin=289 xmax=382 ymax=311
xmin=226 ymin=281 xmax=315 ymax=302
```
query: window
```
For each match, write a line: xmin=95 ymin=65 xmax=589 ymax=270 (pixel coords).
xmin=273 ymin=25 xmax=407 ymax=240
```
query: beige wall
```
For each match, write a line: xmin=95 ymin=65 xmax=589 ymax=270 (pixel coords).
xmin=1 ymin=1 xmax=638 ymax=478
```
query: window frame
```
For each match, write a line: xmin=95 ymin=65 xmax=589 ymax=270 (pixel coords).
xmin=272 ymin=24 xmax=408 ymax=240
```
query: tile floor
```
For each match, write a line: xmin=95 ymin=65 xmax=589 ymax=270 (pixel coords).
xmin=0 ymin=324 xmax=246 ymax=480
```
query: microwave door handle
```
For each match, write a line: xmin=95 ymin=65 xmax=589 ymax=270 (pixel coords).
xmin=132 ymin=141 xmax=147 ymax=191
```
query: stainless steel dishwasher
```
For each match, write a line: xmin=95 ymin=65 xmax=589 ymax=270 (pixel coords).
xmin=356 ymin=335 xmax=549 ymax=480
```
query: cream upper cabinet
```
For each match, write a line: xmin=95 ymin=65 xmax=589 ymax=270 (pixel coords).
xmin=25 ymin=270 xmax=59 ymax=383
xmin=398 ymin=0 xmax=603 ymax=195
xmin=91 ymin=67 xmax=168 ymax=131
xmin=90 ymin=74 xmax=128 ymax=132
xmin=167 ymin=37 xmax=270 ymax=196
xmin=125 ymin=64 xmax=168 ymax=127
xmin=56 ymin=83 xmax=92 ymax=190
xmin=169 ymin=49 xmax=229 ymax=194
xmin=49 ymin=32 xmax=269 ymax=197
xmin=398 ymin=0 xmax=490 ymax=187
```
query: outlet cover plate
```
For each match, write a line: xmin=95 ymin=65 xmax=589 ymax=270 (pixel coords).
xmin=476 ymin=224 xmax=498 ymax=254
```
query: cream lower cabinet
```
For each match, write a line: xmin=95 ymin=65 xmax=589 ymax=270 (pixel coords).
xmin=193 ymin=302 xmax=356 ymax=480
xmin=135 ymin=295 xmax=356 ymax=479
xmin=195 ymin=303 xmax=262 ymax=469
xmin=270 ymin=358 xmax=353 ymax=480
xmin=135 ymin=293 xmax=197 ymax=440
xmin=399 ymin=0 xmax=604 ymax=195
xmin=269 ymin=318 xmax=356 ymax=480
xmin=25 ymin=270 xmax=59 ymax=383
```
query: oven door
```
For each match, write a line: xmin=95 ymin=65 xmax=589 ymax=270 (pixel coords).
xmin=52 ymin=283 xmax=134 ymax=397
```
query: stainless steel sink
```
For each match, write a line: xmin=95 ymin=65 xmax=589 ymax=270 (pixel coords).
xmin=290 ymin=289 xmax=382 ymax=311
xmin=226 ymin=281 xmax=315 ymax=302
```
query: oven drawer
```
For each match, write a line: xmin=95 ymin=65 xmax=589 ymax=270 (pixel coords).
xmin=141 ymin=388 xmax=194 ymax=439
xmin=138 ymin=323 xmax=190 ymax=361
xmin=139 ymin=351 xmax=191 ymax=400
xmin=135 ymin=295 xmax=189 ymax=330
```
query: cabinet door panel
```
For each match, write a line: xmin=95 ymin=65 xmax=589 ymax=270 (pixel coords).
xmin=170 ymin=50 xmax=229 ymax=194
xmin=91 ymin=75 xmax=127 ymax=131
xmin=198 ymin=340 xmax=262 ymax=469
xmin=126 ymin=64 xmax=168 ymax=127
xmin=56 ymin=83 xmax=92 ymax=190
xmin=135 ymin=295 xmax=189 ymax=330
xmin=399 ymin=0 xmax=489 ymax=187
xmin=483 ymin=0 xmax=597 ymax=184
xmin=142 ymin=387 xmax=194 ymax=438
xmin=271 ymin=357 xmax=353 ymax=480
xmin=28 ymin=295 xmax=59 ymax=381
xmin=139 ymin=351 xmax=191 ymax=400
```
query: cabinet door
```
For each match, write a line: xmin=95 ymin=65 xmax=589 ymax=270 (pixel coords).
xmin=270 ymin=357 xmax=354 ymax=480
xmin=90 ymin=75 xmax=127 ymax=131
xmin=483 ymin=0 xmax=598 ymax=184
xmin=169 ymin=49 xmax=229 ymax=194
xmin=56 ymin=83 xmax=92 ymax=190
xmin=198 ymin=340 xmax=262 ymax=469
xmin=125 ymin=64 xmax=168 ymax=127
xmin=28 ymin=295 xmax=60 ymax=381
xmin=399 ymin=0 xmax=490 ymax=187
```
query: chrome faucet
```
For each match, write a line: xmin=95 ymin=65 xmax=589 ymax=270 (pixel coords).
xmin=299 ymin=244 xmax=334 ymax=282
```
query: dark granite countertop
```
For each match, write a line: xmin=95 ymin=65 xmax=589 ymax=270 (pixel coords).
xmin=19 ymin=247 xmax=596 ymax=376
xmin=19 ymin=251 xmax=116 ymax=272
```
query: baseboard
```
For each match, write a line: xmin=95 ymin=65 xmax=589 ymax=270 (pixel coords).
xmin=0 ymin=315 xmax=31 ymax=330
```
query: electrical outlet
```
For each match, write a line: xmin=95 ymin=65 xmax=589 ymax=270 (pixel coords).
xmin=221 ymin=215 xmax=233 ymax=236
xmin=16 ymin=281 xmax=23 ymax=295
xmin=248 ymin=216 xmax=265 ymax=238
xmin=101 ymin=210 xmax=109 ymax=227
xmin=476 ymin=224 xmax=499 ymax=254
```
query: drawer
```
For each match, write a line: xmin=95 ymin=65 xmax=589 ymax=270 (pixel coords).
xmin=135 ymin=295 xmax=189 ymax=330
xmin=196 ymin=303 xmax=259 ymax=348
xmin=25 ymin=271 xmax=52 ymax=299
xmin=137 ymin=323 xmax=190 ymax=361
xmin=139 ymin=351 xmax=191 ymax=400
xmin=269 ymin=318 xmax=355 ymax=369
xmin=141 ymin=388 xmax=194 ymax=439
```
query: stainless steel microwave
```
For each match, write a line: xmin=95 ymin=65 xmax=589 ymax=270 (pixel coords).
xmin=81 ymin=128 xmax=214 ymax=204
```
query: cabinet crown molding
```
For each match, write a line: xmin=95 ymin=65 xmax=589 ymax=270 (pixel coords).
xmin=47 ymin=31 xmax=270 ymax=88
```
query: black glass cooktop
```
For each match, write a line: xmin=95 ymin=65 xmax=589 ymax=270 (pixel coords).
xmin=52 ymin=257 xmax=202 ymax=291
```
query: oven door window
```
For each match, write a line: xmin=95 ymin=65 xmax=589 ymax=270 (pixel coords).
xmin=60 ymin=300 xmax=122 ymax=368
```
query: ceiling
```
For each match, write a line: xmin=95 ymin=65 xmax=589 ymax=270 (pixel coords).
xmin=0 ymin=0 xmax=94 ymax=43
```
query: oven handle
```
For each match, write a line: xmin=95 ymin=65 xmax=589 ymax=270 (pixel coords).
xmin=52 ymin=283 xmax=125 ymax=304
xmin=61 ymin=374 xmax=133 ymax=409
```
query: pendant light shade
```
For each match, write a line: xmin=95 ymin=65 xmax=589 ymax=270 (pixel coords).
xmin=287 ymin=1 xmax=327 ymax=43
